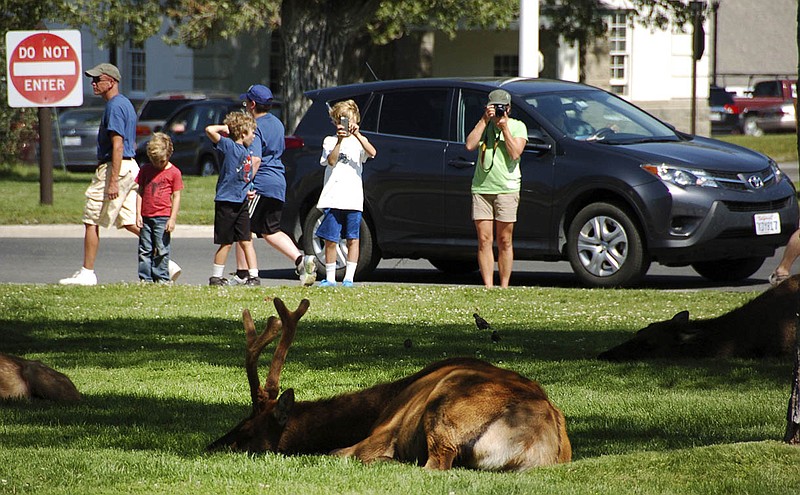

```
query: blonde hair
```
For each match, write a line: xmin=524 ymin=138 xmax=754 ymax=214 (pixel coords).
xmin=329 ymin=99 xmax=360 ymax=124
xmin=146 ymin=132 xmax=173 ymax=164
xmin=224 ymin=111 xmax=257 ymax=142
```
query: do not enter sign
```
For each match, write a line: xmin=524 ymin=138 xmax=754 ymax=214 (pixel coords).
xmin=6 ymin=30 xmax=83 ymax=108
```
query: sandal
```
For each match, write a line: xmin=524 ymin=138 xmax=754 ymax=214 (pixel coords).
xmin=768 ymin=271 xmax=790 ymax=287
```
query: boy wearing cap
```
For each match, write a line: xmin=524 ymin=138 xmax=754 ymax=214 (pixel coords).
xmin=235 ymin=84 xmax=316 ymax=286
xmin=59 ymin=63 xmax=180 ymax=285
xmin=465 ymin=89 xmax=528 ymax=288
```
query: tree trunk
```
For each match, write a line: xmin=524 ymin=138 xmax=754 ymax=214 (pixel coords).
xmin=280 ymin=0 xmax=381 ymax=133
xmin=785 ymin=300 xmax=800 ymax=444
xmin=789 ymin=0 xmax=800 ymax=446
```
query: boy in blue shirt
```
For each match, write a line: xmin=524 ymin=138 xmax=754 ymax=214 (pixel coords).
xmin=205 ymin=112 xmax=259 ymax=286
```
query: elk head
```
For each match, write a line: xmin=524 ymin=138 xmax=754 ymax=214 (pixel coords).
xmin=207 ymin=297 xmax=309 ymax=452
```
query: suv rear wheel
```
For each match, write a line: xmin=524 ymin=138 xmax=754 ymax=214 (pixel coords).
xmin=301 ymin=207 xmax=379 ymax=279
xmin=198 ymin=155 xmax=217 ymax=176
xmin=567 ymin=202 xmax=649 ymax=287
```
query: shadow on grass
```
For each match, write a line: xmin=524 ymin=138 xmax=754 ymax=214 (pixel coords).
xmin=0 ymin=315 xmax=793 ymax=461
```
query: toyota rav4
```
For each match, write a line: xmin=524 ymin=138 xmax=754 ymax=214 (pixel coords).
xmin=281 ymin=77 xmax=798 ymax=287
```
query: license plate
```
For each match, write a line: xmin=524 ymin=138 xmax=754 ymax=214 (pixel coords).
xmin=709 ymin=113 xmax=723 ymax=122
xmin=61 ymin=136 xmax=81 ymax=146
xmin=754 ymin=212 xmax=781 ymax=235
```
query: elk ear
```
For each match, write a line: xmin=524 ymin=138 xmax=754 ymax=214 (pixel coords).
xmin=671 ymin=311 xmax=690 ymax=324
xmin=273 ymin=388 xmax=295 ymax=427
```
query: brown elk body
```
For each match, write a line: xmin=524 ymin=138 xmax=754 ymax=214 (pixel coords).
xmin=598 ymin=275 xmax=799 ymax=361
xmin=208 ymin=298 xmax=571 ymax=471
xmin=0 ymin=353 xmax=81 ymax=401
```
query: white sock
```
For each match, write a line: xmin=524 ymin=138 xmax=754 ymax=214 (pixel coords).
xmin=81 ymin=267 xmax=94 ymax=275
xmin=248 ymin=268 xmax=258 ymax=278
xmin=325 ymin=263 xmax=336 ymax=283
xmin=212 ymin=264 xmax=225 ymax=278
xmin=344 ymin=261 xmax=357 ymax=282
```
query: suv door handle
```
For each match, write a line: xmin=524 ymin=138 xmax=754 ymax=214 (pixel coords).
xmin=448 ymin=159 xmax=475 ymax=169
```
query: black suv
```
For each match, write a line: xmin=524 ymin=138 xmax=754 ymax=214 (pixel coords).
xmin=281 ymin=77 xmax=798 ymax=287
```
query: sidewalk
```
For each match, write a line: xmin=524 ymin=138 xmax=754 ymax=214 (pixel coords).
xmin=0 ymin=224 xmax=213 ymax=238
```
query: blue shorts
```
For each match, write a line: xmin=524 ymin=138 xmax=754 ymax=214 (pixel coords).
xmin=316 ymin=209 xmax=361 ymax=242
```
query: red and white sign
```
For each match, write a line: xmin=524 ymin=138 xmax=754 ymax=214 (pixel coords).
xmin=5 ymin=30 xmax=83 ymax=108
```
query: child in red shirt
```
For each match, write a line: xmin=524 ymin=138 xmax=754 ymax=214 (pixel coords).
xmin=136 ymin=132 xmax=184 ymax=282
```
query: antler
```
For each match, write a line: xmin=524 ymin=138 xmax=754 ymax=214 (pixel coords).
xmin=243 ymin=309 xmax=282 ymax=412
xmin=264 ymin=298 xmax=310 ymax=400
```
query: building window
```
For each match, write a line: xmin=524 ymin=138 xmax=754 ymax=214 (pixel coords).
xmin=608 ymin=12 xmax=629 ymax=94
xmin=128 ymin=40 xmax=146 ymax=92
xmin=269 ymin=31 xmax=284 ymax=95
xmin=494 ymin=55 xmax=518 ymax=77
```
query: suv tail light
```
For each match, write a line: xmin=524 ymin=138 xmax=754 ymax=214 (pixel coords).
xmin=136 ymin=125 xmax=152 ymax=137
xmin=723 ymin=104 xmax=740 ymax=115
xmin=285 ymin=135 xmax=304 ymax=150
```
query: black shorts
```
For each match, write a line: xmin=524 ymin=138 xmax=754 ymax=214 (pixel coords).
xmin=214 ymin=201 xmax=252 ymax=245
xmin=249 ymin=194 xmax=284 ymax=236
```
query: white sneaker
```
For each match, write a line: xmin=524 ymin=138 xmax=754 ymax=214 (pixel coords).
xmin=298 ymin=255 xmax=317 ymax=286
xmin=168 ymin=260 xmax=182 ymax=282
xmin=59 ymin=269 xmax=97 ymax=286
xmin=228 ymin=274 xmax=248 ymax=286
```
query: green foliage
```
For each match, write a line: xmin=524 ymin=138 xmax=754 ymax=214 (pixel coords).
xmin=0 ymin=284 xmax=798 ymax=494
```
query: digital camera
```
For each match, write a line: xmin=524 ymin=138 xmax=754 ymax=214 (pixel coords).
xmin=494 ymin=103 xmax=506 ymax=117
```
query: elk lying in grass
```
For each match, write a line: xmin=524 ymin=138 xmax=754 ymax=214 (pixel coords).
xmin=598 ymin=274 xmax=799 ymax=361
xmin=0 ymin=353 xmax=81 ymax=401
xmin=208 ymin=298 xmax=571 ymax=471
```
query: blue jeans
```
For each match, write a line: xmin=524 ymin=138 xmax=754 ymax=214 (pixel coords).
xmin=138 ymin=216 xmax=170 ymax=282
xmin=316 ymin=209 xmax=362 ymax=242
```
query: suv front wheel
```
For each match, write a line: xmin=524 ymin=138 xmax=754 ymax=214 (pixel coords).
xmin=567 ymin=202 xmax=649 ymax=287
xmin=301 ymin=207 xmax=379 ymax=280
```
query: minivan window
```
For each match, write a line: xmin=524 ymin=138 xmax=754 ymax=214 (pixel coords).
xmin=375 ymin=89 xmax=449 ymax=140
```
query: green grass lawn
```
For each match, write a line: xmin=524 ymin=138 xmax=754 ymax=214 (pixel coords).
xmin=1 ymin=284 xmax=798 ymax=494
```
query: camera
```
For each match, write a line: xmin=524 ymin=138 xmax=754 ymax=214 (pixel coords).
xmin=340 ymin=116 xmax=350 ymax=136
xmin=494 ymin=103 xmax=506 ymax=117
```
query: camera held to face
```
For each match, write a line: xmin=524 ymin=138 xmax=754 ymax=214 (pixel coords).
xmin=494 ymin=103 xmax=506 ymax=117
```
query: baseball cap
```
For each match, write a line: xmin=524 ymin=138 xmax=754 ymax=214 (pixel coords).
xmin=85 ymin=63 xmax=121 ymax=82
xmin=488 ymin=89 xmax=511 ymax=106
xmin=240 ymin=84 xmax=274 ymax=104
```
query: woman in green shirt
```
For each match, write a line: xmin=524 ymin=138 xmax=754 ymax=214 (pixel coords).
xmin=465 ymin=89 xmax=528 ymax=288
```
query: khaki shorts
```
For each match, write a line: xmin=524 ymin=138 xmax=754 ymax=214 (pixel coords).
xmin=82 ymin=159 xmax=139 ymax=229
xmin=472 ymin=192 xmax=520 ymax=223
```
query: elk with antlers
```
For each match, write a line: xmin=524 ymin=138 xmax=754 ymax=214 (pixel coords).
xmin=208 ymin=298 xmax=571 ymax=471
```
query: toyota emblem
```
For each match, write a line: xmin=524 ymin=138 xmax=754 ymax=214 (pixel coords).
xmin=747 ymin=175 xmax=764 ymax=189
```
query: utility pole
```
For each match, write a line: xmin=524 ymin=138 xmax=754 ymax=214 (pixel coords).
xmin=689 ymin=1 xmax=706 ymax=135
xmin=519 ymin=0 xmax=540 ymax=77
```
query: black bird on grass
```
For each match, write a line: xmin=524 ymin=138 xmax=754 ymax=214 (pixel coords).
xmin=473 ymin=313 xmax=491 ymax=331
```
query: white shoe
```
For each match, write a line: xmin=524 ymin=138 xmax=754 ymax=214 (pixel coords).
xmin=59 ymin=269 xmax=97 ymax=286
xmin=298 ymin=255 xmax=317 ymax=286
xmin=228 ymin=274 xmax=248 ymax=286
xmin=168 ymin=260 xmax=182 ymax=282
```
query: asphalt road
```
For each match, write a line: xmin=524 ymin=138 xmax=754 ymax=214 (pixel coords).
xmin=2 ymin=162 xmax=797 ymax=291
xmin=0 ymin=223 xmax=782 ymax=291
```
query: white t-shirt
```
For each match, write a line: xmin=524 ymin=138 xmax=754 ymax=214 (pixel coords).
xmin=318 ymin=135 xmax=369 ymax=211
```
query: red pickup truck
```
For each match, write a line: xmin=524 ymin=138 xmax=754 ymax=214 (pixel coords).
xmin=733 ymin=79 xmax=797 ymax=136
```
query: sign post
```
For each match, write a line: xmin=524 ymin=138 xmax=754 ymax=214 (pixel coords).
xmin=5 ymin=30 xmax=83 ymax=205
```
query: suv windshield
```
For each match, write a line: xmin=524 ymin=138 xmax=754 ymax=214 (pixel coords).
xmin=525 ymin=90 xmax=678 ymax=143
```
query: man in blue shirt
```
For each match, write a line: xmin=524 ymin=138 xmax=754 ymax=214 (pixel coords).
xmin=60 ymin=63 xmax=180 ymax=285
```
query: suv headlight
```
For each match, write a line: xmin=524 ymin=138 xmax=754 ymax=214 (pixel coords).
xmin=641 ymin=164 xmax=720 ymax=188
xmin=769 ymin=158 xmax=785 ymax=182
